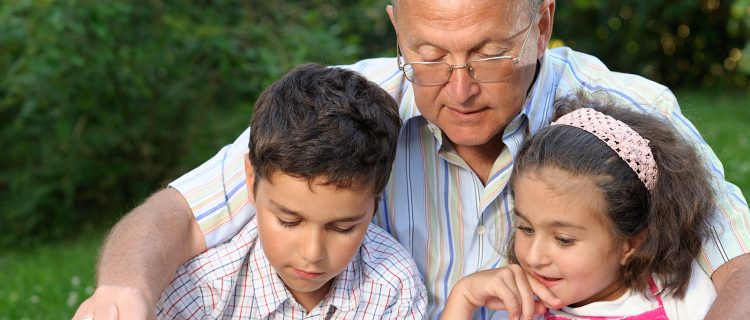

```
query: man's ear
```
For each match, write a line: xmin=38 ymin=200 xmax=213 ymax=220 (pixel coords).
xmin=386 ymin=4 xmax=397 ymax=35
xmin=536 ymin=0 xmax=555 ymax=60
xmin=244 ymin=156 xmax=256 ymax=204
xmin=620 ymin=231 xmax=646 ymax=265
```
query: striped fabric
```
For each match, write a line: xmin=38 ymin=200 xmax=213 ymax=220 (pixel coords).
xmin=170 ymin=47 xmax=750 ymax=320
xmin=156 ymin=219 xmax=427 ymax=319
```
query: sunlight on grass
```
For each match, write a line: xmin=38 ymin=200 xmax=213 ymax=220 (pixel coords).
xmin=677 ymin=89 xmax=750 ymax=201
xmin=0 ymin=231 xmax=104 ymax=319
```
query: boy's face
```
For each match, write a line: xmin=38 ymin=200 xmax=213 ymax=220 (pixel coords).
xmin=246 ymin=161 xmax=374 ymax=308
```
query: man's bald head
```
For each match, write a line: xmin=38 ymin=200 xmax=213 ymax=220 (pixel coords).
xmin=390 ymin=0 xmax=545 ymax=21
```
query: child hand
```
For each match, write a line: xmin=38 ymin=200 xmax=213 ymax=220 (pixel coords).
xmin=441 ymin=264 xmax=563 ymax=320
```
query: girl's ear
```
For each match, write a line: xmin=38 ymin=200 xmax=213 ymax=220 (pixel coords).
xmin=620 ymin=231 xmax=646 ymax=265
xmin=244 ymin=155 xmax=256 ymax=204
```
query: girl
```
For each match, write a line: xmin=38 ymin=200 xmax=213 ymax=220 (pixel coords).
xmin=442 ymin=92 xmax=717 ymax=319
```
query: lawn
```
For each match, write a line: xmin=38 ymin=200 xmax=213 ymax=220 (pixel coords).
xmin=0 ymin=89 xmax=747 ymax=319
xmin=678 ymin=89 xmax=750 ymax=200
xmin=0 ymin=230 xmax=102 ymax=319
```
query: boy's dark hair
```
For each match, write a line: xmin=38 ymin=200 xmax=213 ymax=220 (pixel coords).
xmin=248 ymin=63 xmax=401 ymax=194
xmin=509 ymin=91 xmax=714 ymax=298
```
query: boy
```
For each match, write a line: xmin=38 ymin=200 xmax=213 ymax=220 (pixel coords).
xmin=156 ymin=64 xmax=427 ymax=319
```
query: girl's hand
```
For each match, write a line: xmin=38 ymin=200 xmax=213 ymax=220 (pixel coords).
xmin=441 ymin=264 xmax=563 ymax=320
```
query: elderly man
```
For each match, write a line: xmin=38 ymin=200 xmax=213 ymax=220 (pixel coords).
xmin=75 ymin=0 xmax=750 ymax=319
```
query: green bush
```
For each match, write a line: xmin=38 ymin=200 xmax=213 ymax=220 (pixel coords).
xmin=553 ymin=0 xmax=749 ymax=88
xmin=1 ymin=1 xmax=747 ymax=247
xmin=0 ymin=0 xmax=389 ymax=247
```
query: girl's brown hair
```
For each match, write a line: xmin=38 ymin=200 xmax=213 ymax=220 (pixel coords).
xmin=510 ymin=91 xmax=715 ymax=298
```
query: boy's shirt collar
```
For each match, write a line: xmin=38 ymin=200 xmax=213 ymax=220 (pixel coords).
xmin=252 ymin=236 xmax=360 ymax=318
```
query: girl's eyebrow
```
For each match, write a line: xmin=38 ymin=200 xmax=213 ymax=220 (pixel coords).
xmin=514 ymin=210 xmax=586 ymax=230
xmin=514 ymin=210 xmax=530 ymax=222
xmin=548 ymin=220 xmax=586 ymax=230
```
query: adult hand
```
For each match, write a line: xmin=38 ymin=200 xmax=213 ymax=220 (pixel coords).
xmin=442 ymin=264 xmax=563 ymax=320
xmin=72 ymin=285 xmax=155 ymax=320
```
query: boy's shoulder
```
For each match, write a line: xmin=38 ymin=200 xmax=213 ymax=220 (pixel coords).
xmin=353 ymin=224 xmax=425 ymax=293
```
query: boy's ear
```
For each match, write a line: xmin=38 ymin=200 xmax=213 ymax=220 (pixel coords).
xmin=244 ymin=155 xmax=256 ymax=204
xmin=619 ymin=231 xmax=646 ymax=265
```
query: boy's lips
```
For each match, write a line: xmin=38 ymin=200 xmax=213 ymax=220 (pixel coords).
xmin=293 ymin=268 xmax=324 ymax=280
xmin=534 ymin=272 xmax=562 ymax=287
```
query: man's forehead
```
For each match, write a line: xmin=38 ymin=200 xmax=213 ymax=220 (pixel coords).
xmin=394 ymin=0 xmax=525 ymax=15
xmin=394 ymin=0 xmax=530 ymax=46
xmin=393 ymin=0 xmax=528 ymax=32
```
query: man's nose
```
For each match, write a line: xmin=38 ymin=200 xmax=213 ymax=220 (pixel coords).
xmin=446 ymin=66 xmax=480 ymax=105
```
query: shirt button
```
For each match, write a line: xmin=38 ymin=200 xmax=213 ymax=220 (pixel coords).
xmin=477 ymin=225 xmax=486 ymax=235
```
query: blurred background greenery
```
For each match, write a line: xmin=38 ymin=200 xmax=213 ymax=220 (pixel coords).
xmin=1 ymin=0 xmax=748 ymax=318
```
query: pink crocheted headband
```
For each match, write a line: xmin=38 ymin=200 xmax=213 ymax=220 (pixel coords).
xmin=551 ymin=108 xmax=659 ymax=191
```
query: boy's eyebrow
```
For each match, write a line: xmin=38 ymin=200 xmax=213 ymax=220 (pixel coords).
xmin=269 ymin=200 xmax=301 ymax=217
xmin=514 ymin=210 xmax=586 ymax=230
xmin=269 ymin=199 xmax=371 ymax=223
xmin=333 ymin=211 xmax=371 ymax=223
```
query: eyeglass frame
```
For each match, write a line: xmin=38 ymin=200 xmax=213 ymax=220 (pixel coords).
xmin=396 ymin=18 xmax=535 ymax=86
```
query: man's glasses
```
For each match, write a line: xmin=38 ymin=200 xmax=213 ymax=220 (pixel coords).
xmin=396 ymin=20 xmax=534 ymax=86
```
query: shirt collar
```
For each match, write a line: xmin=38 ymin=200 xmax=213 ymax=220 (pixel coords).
xmin=251 ymin=238 xmax=294 ymax=318
xmin=251 ymin=237 xmax=362 ymax=317
xmin=324 ymin=250 xmax=361 ymax=312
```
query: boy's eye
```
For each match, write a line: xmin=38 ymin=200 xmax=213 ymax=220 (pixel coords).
xmin=516 ymin=226 xmax=534 ymax=235
xmin=330 ymin=225 xmax=355 ymax=234
xmin=556 ymin=237 xmax=576 ymax=246
xmin=276 ymin=218 xmax=300 ymax=228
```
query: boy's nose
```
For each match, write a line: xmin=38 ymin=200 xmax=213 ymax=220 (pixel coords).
xmin=300 ymin=229 xmax=325 ymax=263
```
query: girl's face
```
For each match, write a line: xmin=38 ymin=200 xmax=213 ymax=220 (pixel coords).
xmin=512 ymin=169 xmax=638 ymax=307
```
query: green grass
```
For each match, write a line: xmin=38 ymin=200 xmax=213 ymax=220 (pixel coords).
xmin=0 ymin=230 xmax=103 ymax=319
xmin=677 ymin=89 xmax=750 ymax=201
xmin=1 ymin=90 xmax=747 ymax=318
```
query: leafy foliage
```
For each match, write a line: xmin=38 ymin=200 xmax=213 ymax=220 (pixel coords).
xmin=553 ymin=0 xmax=749 ymax=88
xmin=0 ymin=0 xmax=389 ymax=246
xmin=0 ymin=0 xmax=747 ymax=246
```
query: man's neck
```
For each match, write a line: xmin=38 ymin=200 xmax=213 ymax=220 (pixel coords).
xmin=453 ymin=135 xmax=505 ymax=185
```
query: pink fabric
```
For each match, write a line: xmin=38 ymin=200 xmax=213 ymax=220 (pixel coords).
xmin=544 ymin=279 xmax=668 ymax=320
xmin=551 ymin=108 xmax=658 ymax=191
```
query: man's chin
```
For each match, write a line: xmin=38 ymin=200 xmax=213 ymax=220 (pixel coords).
xmin=444 ymin=130 xmax=503 ymax=151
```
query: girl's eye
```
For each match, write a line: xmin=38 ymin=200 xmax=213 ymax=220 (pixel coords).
xmin=556 ymin=237 xmax=576 ymax=246
xmin=330 ymin=225 xmax=355 ymax=234
xmin=276 ymin=218 xmax=300 ymax=228
xmin=516 ymin=226 xmax=534 ymax=235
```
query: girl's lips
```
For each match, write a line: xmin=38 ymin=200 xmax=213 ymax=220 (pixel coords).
xmin=534 ymin=272 xmax=562 ymax=287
